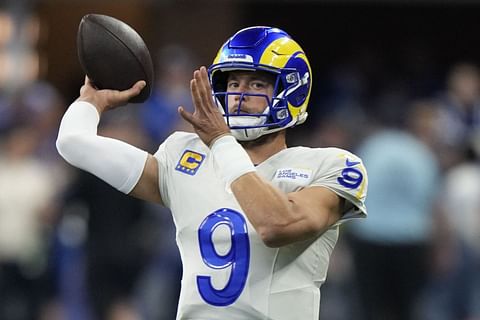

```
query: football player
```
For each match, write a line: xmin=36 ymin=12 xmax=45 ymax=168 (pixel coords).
xmin=57 ymin=26 xmax=368 ymax=319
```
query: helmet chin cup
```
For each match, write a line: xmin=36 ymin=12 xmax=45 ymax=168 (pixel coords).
xmin=231 ymin=127 xmax=265 ymax=141
xmin=227 ymin=113 xmax=268 ymax=141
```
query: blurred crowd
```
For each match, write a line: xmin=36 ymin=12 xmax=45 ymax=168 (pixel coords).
xmin=317 ymin=62 xmax=480 ymax=320
xmin=1 ymin=39 xmax=480 ymax=320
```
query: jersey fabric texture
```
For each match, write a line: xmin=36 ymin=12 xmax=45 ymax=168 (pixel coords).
xmin=154 ymin=132 xmax=367 ymax=320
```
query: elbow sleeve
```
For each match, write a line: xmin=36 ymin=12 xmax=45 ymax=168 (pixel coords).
xmin=56 ymin=101 xmax=148 ymax=194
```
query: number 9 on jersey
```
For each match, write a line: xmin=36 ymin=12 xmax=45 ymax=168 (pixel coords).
xmin=197 ymin=208 xmax=250 ymax=306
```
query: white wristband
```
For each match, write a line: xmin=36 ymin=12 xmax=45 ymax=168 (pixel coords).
xmin=56 ymin=100 xmax=148 ymax=194
xmin=210 ymin=135 xmax=256 ymax=186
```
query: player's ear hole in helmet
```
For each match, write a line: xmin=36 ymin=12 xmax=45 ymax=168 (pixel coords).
xmin=208 ymin=26 xmax=312 ymax=141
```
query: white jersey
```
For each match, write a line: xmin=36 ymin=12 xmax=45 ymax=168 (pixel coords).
xmin=154 ymin=132 xmax=367 ymax=320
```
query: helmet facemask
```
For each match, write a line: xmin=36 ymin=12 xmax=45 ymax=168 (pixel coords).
xmin=209 ymin=66 xmax=300 ymax=141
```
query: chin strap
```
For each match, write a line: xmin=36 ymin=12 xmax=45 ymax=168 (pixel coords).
xmin=296 ymin=111 xmax=308 ymax=125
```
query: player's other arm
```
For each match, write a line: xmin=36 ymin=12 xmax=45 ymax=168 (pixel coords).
xmin=56 ymin=77 xmax=162 ymax=204
xmin=180 ymin=67 xmax=344 ymax=247
xmin=232 ymin=174 xmax=344 ymax=247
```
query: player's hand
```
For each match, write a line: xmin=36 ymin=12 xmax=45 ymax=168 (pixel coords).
xmin=178 ymin=66 xmax=231 ymax=147
xmin=78 ymin=76 xmax=146 ymax=114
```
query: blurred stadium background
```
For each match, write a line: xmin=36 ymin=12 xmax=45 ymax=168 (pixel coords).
xmin=0 ymin=0 xmax=480 ymax=319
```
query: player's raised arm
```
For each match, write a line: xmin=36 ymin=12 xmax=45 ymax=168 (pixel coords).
xmin=56 ymin=78 xmax=163 ymax=204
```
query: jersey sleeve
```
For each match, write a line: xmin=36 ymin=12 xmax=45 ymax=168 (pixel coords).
xmin=310 ymin=148 xmax=368 ymax=222
xmin=153 ymin=136 xmax=173 ymax=208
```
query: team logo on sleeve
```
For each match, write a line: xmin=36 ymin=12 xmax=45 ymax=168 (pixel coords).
xmin=175 ymin=150 xmax=205 ymax=176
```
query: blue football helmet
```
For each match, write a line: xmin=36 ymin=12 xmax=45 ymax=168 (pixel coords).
xmin=209 ymin=26 xmax=312 ymax=141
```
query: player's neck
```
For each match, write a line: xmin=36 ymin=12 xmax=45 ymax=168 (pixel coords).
xmin=239 ymin=131 xmax=287 ymax=165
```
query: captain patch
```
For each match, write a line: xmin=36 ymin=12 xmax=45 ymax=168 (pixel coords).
xmin=175 ymin=150 xmax=205 ymax=176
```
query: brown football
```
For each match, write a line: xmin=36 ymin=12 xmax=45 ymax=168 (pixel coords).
xmin=77 ymin=14 xmax=154 ymax=103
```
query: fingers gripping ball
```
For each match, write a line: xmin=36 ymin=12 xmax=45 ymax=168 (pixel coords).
xmin=77 ymin=14 xmax=154 ymax=103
